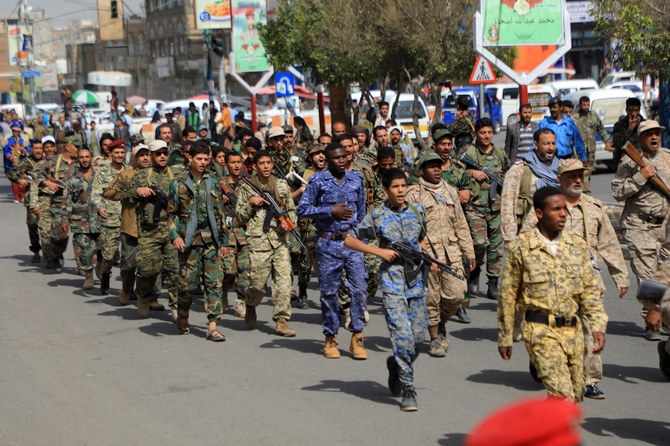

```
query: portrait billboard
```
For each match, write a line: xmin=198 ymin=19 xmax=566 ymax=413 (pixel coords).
xmin=231 ymin=0 xmax=270 ymax=73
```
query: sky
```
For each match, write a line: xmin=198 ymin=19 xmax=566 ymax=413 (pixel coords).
xmin=0 ymin=0 xmax=145 ymax=26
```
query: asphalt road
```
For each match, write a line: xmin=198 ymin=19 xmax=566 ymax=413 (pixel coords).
xmin=0 ymin=139 xmax=668 ymax=445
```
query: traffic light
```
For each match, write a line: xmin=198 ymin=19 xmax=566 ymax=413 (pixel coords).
xmin=211 ymin=34 xmax=224 ymax=56
xmin=111 ymin=0 xmax=118 ymax=19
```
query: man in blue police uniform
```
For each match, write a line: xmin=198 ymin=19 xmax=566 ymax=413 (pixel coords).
xmin=297 ymin=142 xmax=368 ymax=360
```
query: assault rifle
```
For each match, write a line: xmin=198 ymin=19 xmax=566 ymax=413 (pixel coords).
xmin=460 ymin=153 xmax=505 ymax=199
xmin=623 ymin=141 xmax=670 ymax=200
xmin=274 ymin=163 xmax=307 ymax=190
xmin=381 ymin=237 xmax=466 ymax=287
xmin=149 ymin=186 xmax=169 ymax=223
xmin=240 ymin=176 xmax=307 ymax=251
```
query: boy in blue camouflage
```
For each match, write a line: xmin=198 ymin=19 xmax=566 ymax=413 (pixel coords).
xmin=344 ymin=168 xmax=430 ymax=412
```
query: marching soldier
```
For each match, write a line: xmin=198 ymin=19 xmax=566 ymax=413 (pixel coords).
xmin=447 ymin=95 xmax=475 ymax=156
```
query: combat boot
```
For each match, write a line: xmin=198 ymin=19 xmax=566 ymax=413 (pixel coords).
xmin=349 ymin=332 xmax=368 ymax=360
xmin=400 ymin=386 xmax=418 ymax=412
xmin=468 ymin=266 xmax=481 ymax=297
xmin=486 ymin=277 xmax=499 ymax=300
xmin=245 ymin=305 xmax=257 ymax=328
xmin=275 ymin=318 xmax=296 ymax=337
xmin=31 ymin=252 xmax=41 ymax=263
xmin=324 ymin=335 xmax=340 ymax=359
xmin=100 ymin=273 xmax=110 ymax=295
xmin=83 ymin=270 xmax=94 ymax=290
xmin=137 ymin=297 xmax=150 ymax=317
xmin=149 ymin=300 xmax=165 ymax=311
xmin=297 ymin=284 xmax=308 ymax=309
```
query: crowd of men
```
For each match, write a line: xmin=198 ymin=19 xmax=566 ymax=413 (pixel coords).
xmin=3 ymin=94 xmax=670 ymax=412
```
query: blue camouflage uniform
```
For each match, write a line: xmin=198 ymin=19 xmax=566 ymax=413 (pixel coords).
xmin=350 ymin=202 xmax=429 ymax=387
xmin=297 ymin=169 xmax=367 ymax=336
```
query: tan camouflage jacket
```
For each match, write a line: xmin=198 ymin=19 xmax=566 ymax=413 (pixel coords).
xmin=406 ymin=179 xmax=474 ymax=264
xmin=92 ymin=163 xmax=126 ymax=228
xmin=612 ymin=150 xmax=670 ymax=229
xmin=498 ymin=228 xmax=608 ymax=347
xmin=500 ymin=161 xmax=540 ymax=242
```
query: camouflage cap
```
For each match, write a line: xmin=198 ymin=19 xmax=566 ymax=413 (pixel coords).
xmin=558 ymin=158 xmax=586 ymax=175
xmin=282 ymin=125 xmax=294 ymax=134
xmin=130 ymin=133 xmax=145 ymax=146
xmin=64 ymin=135 xmax=82 ymax=147
xmin=417 ymin=150 xmax=443 ymax=168
xmin=267 ymin=126 xmax=285 ymax=139
xmin=433 ymin=128 xmax=454 ymax=142
xmin=307 ymin=143 xmax=326 ymax=156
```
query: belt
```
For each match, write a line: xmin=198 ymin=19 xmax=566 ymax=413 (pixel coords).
xmin=318 ymin=231 xmax=348 ymax=241
xmin=525 ymin=311 xmax=577 ymax=327
xmin=638 ymin=212 xmax=664 ymax=226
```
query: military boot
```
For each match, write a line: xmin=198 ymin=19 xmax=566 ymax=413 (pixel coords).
xmin=275 ymin=318 xmax=296 ymax=337
xmin=468 ymin=266 xmax=481 ymax=297
xmin=137 ymin=297 xmax=150 ymax=317
xmin=149 ymin=300 xmax=165 ymax=311
xmin=349 ymin=332 xmax=368 ymax=360
xmin=245 ymin=305 xmax=257 ymax=328
xmin=119 ymin=273 xmax=134 ymax=306
xmin=297 ymin=284 xmax=309 ymax=309
xmin=83 ymin=270 xmax=94 ymax=290
xmin=100 ymin=273 xmax=111 ymax=295
xmin=486 ymin=277 xmax=499 ymax=300
xmin=31 ymin=251 xmax=41 ymax=263
xmin=324 ymin=335 xmax=340 ymax=359
xmin=400 ymin=386 xmax=418 ymax=412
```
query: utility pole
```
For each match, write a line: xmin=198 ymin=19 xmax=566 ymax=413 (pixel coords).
xmin=18 ymin=0 xmax=35 ymax=115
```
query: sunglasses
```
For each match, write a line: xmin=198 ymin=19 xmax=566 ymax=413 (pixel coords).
xmin=154 ymin=151 xmax=169 ymax=156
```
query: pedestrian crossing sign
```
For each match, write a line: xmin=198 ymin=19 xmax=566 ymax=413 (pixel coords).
xmin=469 ymin=55 xmax=497 ymax=84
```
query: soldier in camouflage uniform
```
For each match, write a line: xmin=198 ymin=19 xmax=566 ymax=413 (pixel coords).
xmin=463 ymin=118 xmax=510 ymax=300
xmin=60 ymin=147 xmax=100 ymax=290
xmin=91 ymin=141 xmax=126 ymax=295
xmin=345 ymin=168 xmax=428 ymax=411
xmin=124 ymin=140 xmax=179 ymax=317
xmin=7 ymin=139 xmax=44 ymax=262
xmin=447 ymin=96 xmax=476 ymax=157
xmin=31 ymin=136 xmax=56 ymax=264
xmin=498 ymin=186 xmax=608 ymax=401
xmin=167 ymin=141 xmax=228 ymax=340
xmin=34 ymin=135 xmax=79 ymax=271
xmin=236 ymin=151 xmax=297 ymax=337
xmin=611 ymin=97 xmax=645 ymax=168
xmin=573 ymin=97 xmax=613 ymax=191
xmin=266 ymin=127 xmax=294 ymax=177
xmin=218 ymin=151 xmax=250 ymax=318
xmin=406 ymin=152 xmax=474 ymax=358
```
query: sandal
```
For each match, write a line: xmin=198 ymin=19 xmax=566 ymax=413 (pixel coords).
xmin=206 ymin=328 xmax=226 ymax=342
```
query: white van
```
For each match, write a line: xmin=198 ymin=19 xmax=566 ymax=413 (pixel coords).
xmin=487 ymin=83 xmax=519 ymax=128
xmin=599 ymin=71 xmax=638 ymax=87
xmin=351 ymin=90 xmax=430 ymax=142
xmin=562 ymin=88 xmax=646 ymax=171
xmin=548 ymin=79 xmax=599 ymax=97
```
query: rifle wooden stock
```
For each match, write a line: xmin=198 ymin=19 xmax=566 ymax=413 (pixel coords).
xmin=623 ymin=141 xmax=670 ymax=199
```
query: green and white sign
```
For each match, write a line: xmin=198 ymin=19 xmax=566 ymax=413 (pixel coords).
xmin=481 ymin=0 xmax=565 ymax=46
xmin=231 ymin=0 xmax=270 ymax=73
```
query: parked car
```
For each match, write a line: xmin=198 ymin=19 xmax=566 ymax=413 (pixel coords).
xmin=442 ymin=87 xmax=503 ymax=133
xmin=549 ymin=79 xmax=599 ymax=98
xmin=604 ymin=81 xmax=646 ymax=102
xmin=599 ymin=71 xmax=637 ymax=87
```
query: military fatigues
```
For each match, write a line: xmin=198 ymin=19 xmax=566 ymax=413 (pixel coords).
xmin=464 ymin=144 xmax=509 ymax=281
xmin=91 ymin=164 xmax=125 ymax=274
xmin=350 ymin=202 xmax=429 ymax=387
xmin=612 ymin=150 xmax=670 ymax=280
xmin=611 ymin=116 xmax=644 ymax=168
xmin=7 ymin=155 xmax=41 ymax=256
xmin=498 ymin=228 xmax=608 ymax=400
xmin=125 ymin=167 xmax=180 ymax=308
xmin=168 ymin=172 xmax=227 ymax=323
xmin=574 ymin=111 xmax=609 ymax=187
xmin=500 ymin=161 xmax=541 ymax=243
xmin=447 ymin=113 xmax=475 ymax=157
xmin=61 ymin=169 xmax=100 ymax=271
xmin=34 ymin=154 xmax=77 ymax=264
xmin=406 ymin=180 xmax=473 ymax=327
xmin=297 ymin=169 xmax=368 ymax=336
xmin=236 ymin=177 xmax=296 ymax=322
xmin=218 ymin=177 xmax=250 ymax=308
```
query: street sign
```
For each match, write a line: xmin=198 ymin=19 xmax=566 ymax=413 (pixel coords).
xmin=21 ymin=70 xmax=40 ymax=78
xmin=275 ymin=71 xmax=295 ymax=97
xmin=469 ymin=55 xmax=497 ymax=84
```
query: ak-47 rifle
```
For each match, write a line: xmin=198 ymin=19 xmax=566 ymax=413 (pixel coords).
xmin=149 ymin=186 xmax=169 ymax=223
xmin=380 ymin=237 xmax=466 ymax=287
xmin=240 ymin=176 xmax=307 ymax=251
xmin=623 ymin=141 xmax=670 ymax=200
xmin=459 ymin=153 xmax=505 ymax=199
xmin=273 ymin=162 xmax=307 ymax=190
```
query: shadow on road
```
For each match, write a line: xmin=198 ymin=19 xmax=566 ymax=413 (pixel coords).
xmin=470 ymin=301 xmax=497 ymax=312
xmin=302 ymin=379 xmax=398 ymax=407
xmin=606 ymin=319 xmax=644 ymax=337
xmin=259 ymin=337 xmax=325 ymax=355
xmin=466 ymin=369 xmax=544 ymax=391
xmin=582 ymin=417 xmax=670 ymax=445
xmin=449 ymin=327 xmax=498 ymax=342
xmin=437 ymin=433 xmax=468 ymax=446
xmin=603 ymin=363 xmax=667 ymax=383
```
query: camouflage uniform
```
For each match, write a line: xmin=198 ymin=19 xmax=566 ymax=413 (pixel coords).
xmin=573 ymin=111 xmax=609 ymax=186
xmin=349 ymin=202 xmax=429 ymax=388
xmin=447 ymin=113 xmax=475 ymax=157
xmin=168 ymin=172 xmax=228 ymax=323
xmin=500 ymin=161 xmax=542 ymax=243
xmin=61 ymin=168 xmax=100 ymax=271
xmin=219 ymin=177 xmax=250 ymax=308
xmin=267 ymin=145 xmax=294 ymax=177
xmin=34 ymin=154 xmax=77 ymax=264
xmin=91 ymin=163 xmax=125 ymax=274
xmin=612 ymin=150 xmax=670 ymax=280
xmin=236 ymin=177 xmax=296 ymax=322
xmin=498 ymin=228 xmax=608 ymax=400
xmin=611 ymin=116 xmax=644 ymax=168
xmin=7 ymin=154 xmax=41 ymax=255
xmin=464 ymin=144 xmax=509 ymax=280
xmin=406 ymin=180 xmax=473 ymax=327
xmin=124 ymin=167 xmax=180 ymax=308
